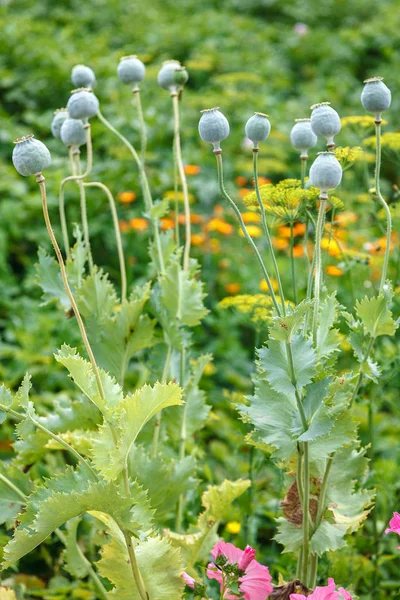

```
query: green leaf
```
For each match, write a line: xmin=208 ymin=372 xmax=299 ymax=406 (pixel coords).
xmin=91 ymin=382 xmax=183 ymax=480
xmin=78 ymin=268 xmax=118 ymax=320
xmin=0 ymin=462 xmax=32 ymax=527
xmin=356 ymin=293 xmax=397 ymax=337
xmin=61 ymin=517 xmax=90 ymax=579
xmin=274 ymin=518 xmax=347 ymax=555
xmin=269 ymin=300 xmax=313 ymax=342
xmin=35 ymin=248 xmax=70 ymax=310
xmin=66 ymin=225 xmax=87 ymax=289
xmin=258 ymin=335 xmax=316 ymax=397
xmin=0 ymin=385 xmax=13 ymax=424
xmin=159 ymin=253 xmax=208 ymax=327
xmin=316 ymin=293 xmax=341 ymax=359
xmin=150 ymin=198 xmax=170 ymax=219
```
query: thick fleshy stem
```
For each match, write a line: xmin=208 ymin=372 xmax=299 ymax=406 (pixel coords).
xmin=300 ymin=155 xmax=307 ymax=189
xmin=375 ymin=119 xmax=392 ymax=293
xmin=133 ymin=89 xmax=147 ymax=168
xmin=253 ymin=150 xmax=286 ymax=315
xmin=84 ymin=181 xmax=127 ymax=302
xmin=122 ymin=530 xmax=149 ymax=600
xmin=215 ymin=151 xmax=281 ymax=316
xmin=311 ymin=196 xmax=327 ymax=343
xmin=74 ymin=151 xmax=94 ymax=270
xmin=59 ymin=124 xmax=93 ymax=257
xmin=171 ymin=93 xmax=191 ymax=271
xmin=97 ymin=109 xmax=165 ymax=274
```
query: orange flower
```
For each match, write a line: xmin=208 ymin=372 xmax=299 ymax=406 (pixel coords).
xmin=213 ymin=204 xmax=225 ymax=217
xmin=117 ymin=191 xmax=136 ymax=204
xmin=191 ymin=233 xmax=206 ymax=246
xmin=184 ymin=164 xmax=201 ymax=176
xmin=326 ymin=265 xmax=344 ymax=276
xmin=292 ymin=244 xmax=304 ymax=258
xmin=259 ymin=278 xmax=278 ymax=293
xmin=207 ymin=218 xmax=233 ymax=235
xmin=242 ymin=211 xmax=261 ymax=224
xmin=278 ymin=226 xmax=292 ymax=238
xmin=219 ymin=258 xmax=230 ymax=269
xmin=273 ymin=237 xmax=289 ymax=250
xmin=293 ymin=223 xmax=306 ymax=236
xmin=129 ymin=218 xmax=148 ymax=231
xmin=238 ymin=188 xmax=252 ymax=198
xmin=225 ymin=283 xmax=241 ymax=294
xmin=239 ymin=225 xmax=262 ymax=238
xmin=119 ymin=220 xmax=130 ymax=233
xmin=160 ymin=218 xmax=175 ymax=230
xmin=178 ymin=213 xmax=204 ymax=225
xmin=257 ymin=177 xmax=272 ymax=185
xmin=334 ymin=211 xmax=358 ymax=227
xmin=235 ymin=175 xmax=248 ymax=187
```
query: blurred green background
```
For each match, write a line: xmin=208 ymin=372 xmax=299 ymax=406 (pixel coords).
xmin=1 ymin=0 xmax=400 ymax=598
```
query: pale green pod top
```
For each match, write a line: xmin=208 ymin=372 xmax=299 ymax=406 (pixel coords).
xmin=12 ymin=135 xmax=51 ymax=177
xmin=60 ymin=118 xmax=87 ymax=147
xmin=245 ymin=113 xmax=271 ymax=148
xmin=290 ymin=118 xmax=317 ymax=154
xmin=71 ymin=64 xmax=96 ymax=89
xmin=157 ymin=60 xmax=182 ymax=91
xmin=309 ymin=152 xmax=342 ymax=194
xmin=361 ymin=77 xmax=391 ymax=115
xmin=199 ymin=107 xmax=230 ymax=151
xmin=51 ymin=108 xmax=69 ymax=139
xmin=310 ymin=102 xmax=341 ymax=146
xmin=117 ymin=55 xmax=146 ymax=91
xmin=67 ymin=88 xmax=99 ymax=121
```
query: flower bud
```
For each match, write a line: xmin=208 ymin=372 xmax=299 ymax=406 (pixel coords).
xmin=71 ymin=64 xmax=96 ymax=89
xmin=51 ymin=108 xmax=69 ymax=139
xmin=199 ymin=107 xmax=230 ymax=152
xmin=245 ymin=113 xmax=271 ymax=149
xmin=310 ymin=102 xmax=341 ymax=147
xmin=67 ymin=88 xmax=99 ymax=121
xmin=60 ymin=118 xmax=86 ymax=147
xmin=309 ymin=151 xmax=342 ymax=196
xmin=290 ymin=118 xmax=317 ymax=157
xmin=174 ymin=66 xmax=189 ymax=87
xmin=117 ymin=55 xmax=146 ymax=91
xmin=238 ymin=546 xmax=256 ymax=571
xmin=12 ymin=135 xmax=51 ymax=177
xmin=157 ymin=60 xmax=182 ymax=92
xmin=361 ymin=77 xmax=391 ymax=118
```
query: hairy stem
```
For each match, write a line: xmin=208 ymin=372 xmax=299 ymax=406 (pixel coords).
xmin=133 ymin=90 xmax=147 ymax=167
xmin=289 ymin=220 xmax=298 ymax=304
xmin=74 ymin=152 xmax=93 ymax=270
xmin=312 ymin=197 xmax=327 ymax=342
xmin=122 ymin=530 xmax=149 ymax=600
xmin=152 ymin=344 xmax=173 ymax=456
xmin=375 ymin=120 xmax=392 ymax=293
xmin=176 ymin=347 xmax=187 ymax=532
xmin=300 ymin=156 xmax=307 ymax=189
xmin=84 ymin=181 xmax=127 ymax=302
xmin=301 ymin=442 xmax=310 ymax=584
xmin=172 ymin=93 xmax=191 ymax=271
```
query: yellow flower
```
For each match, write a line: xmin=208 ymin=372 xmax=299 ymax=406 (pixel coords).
xmin=191 ymin=233 xmax=206 ymax=246
xmin=259 ymin=278 xmax=278 ymax=293
xmin=334 ymin=146 xmax=364 ymax=165
xmin=226 ymin=521 xmax=241 ymax=535
xmin=218 ymin=293 xmax=274 ymax=325
xmin=321 ymin=238 xmax=342 ymax=258
xmin=341 ymin=115 xmax=387 ymax=128
xmin=239 ymin=225 xmax=262 ymax=237
xmin=207 ymin=218 xmax=233 ymax=235
xmin=163 ymin=190 xmax=195 ymax=204
xmin=363 ymin=132 xmax=400 ymax=153
xmin=334 ymin=211 xmax=358 ymax=227
xmin=242 ymin=211 xmax=261 ymax=224
xmin=203 ymin=362 xmax=217 ymax=376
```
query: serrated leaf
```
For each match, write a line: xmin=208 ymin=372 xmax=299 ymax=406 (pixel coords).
xmin=0 ymin=462 xmax=32 ymax=527
xmin=316 ymin=294 xmax=341 ymax=359
xmin=35 ymin=248 xmax=70 ymax=309
xmin=269 ymin=300 xmax=313 ymax=342
xmin=159 ymin=253 xmax=208 ymax=327
xmin=274 ymin=518 xmax=347 ymax=555
xmin=356 ymin=293 xmax=397 ymax=337
xmin=91 ymin=382 xmax=183 ymax=480
xmin=66 ymin=225 xmax=87 ymax=289
xmin=150 ymin=198 xmax=170 ymax=219
xmin=78 ymin=268 xmax=118 ymax=320
xmin=61 ymin=517 xmax=90 ymax=579
xmin=0 ymin=385 xmax=13 ymax=423
xmin=258 ymin=335 xmax=316 ymax=397
xmin=362 ymin=358 xmax=381 ymax=382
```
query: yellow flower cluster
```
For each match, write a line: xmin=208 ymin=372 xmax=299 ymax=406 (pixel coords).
xmin=334 ymin=146 xmax=364 ymax=165
xmin=341 ymin=115 xmax=387 ymax=128
xmin=363 ymin=132 xmax=400 ymax=153
xmin=218 ymin=293 xmax=274 ymax=325
xmin=243 ymin=179 xmax=343 ymax=223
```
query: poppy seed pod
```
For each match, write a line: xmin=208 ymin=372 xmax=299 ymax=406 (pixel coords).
xmin=174 ymin=66 xmax=189 ymax=87
xmin=361 ymin=77 xmax=391 ymax=117
xmin=60 ymin=118 xmax=87 ymax=147
xmin=71 ymin=64 xmax=96 ymax=89
xmin=199 ymin=107 xmax=230 ymax=152
xmin=117 ymin=55 xmax=146 ymax=91
xmin=245 ymin=113 xmax=271 ymax=149
xmin=310 ymin=102 xmax=341 ymax=147
xmin=51 ymin=108 xmax=69 ymax=139
xmin=157 ymin=60 xmax=182 ymax=92
xmin=309 ymin=152 xmax=342 ymax=195
xmin=67 ymin=88 xmax=99 ymax=121
xmin=12 ymin=135 xmax=51 ymax=177
xmin=290 ymin=118 xmax=317 ymax=157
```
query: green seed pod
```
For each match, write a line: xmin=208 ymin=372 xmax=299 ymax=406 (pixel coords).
xmin=51 ymin=108 xmax=69 ymax=139
xmin=290 ymin=118 xmax=317 ymax=157
xmin=174 ymin=66 xmax=189 ymax=87
xmin=199 ymin=107 xmax=230 ymax=151
xmin=157 ymin=60 xmax=182 ymax=92
xmin=361 ymin=77 xmax=391 ymax=118
xmin=67 ymin=88 xmax=99 ymax=121
xmin=245 ymin=112 xmax=271 ymax=148
xmin=309 ymin=151 xmax=342 ymax=195
xmin=310 ymin=102 xmax=341 ymax=146
xmin=117 ymin=55 xmax=146 ymax=91
xmin=12 ymin=135 xmax=51 ymax=177
xmin=71 ymin=64 xmax=96 ymax=89
xmin=60 ymin=118 xmax=86 ymax=147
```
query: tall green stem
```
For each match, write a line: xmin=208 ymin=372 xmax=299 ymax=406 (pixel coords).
xmin=289 ymin=220 xmax=298 ymax=304
xmin=312 ymin=197 xmax=327 ymax=342
xmin=176 ymin=347 xmax=187 ymax=532
xmin=133 ymin=90 xmax=147 ymax=167
xmin=300 ymin=156 xmax=307 ymax=189
xmin=172 ymin=93 xmax=191 ymax=271
xmin=301 ymin=442 xmax=310 ymax=584
xmin=152 ymin=344 xmax=173 ymax=456
xmin=215 ymin=152 xmax=281 ymax=316
xmin=375 ymin=119 xmax=392 ymax=293
xmin=74 ymin=152 xmax=93 ymax=270
xmin=253 ymin=150 xmax=286 ymax=314
xmin=84 ymin=181 xmax=127 ymax=302
xmin=122 ymin=530 xmax=149 ymax=600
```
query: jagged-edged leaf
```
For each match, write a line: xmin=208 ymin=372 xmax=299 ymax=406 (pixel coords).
xmin=97 ymin=532 xmax=184 ymax=600
xmin=46 ymin=430 xmax=94 ymax=455
xmin=165 ymin=479 xmax=250 ymax=575
xmin=91 ymin=382 xmax=183 ymax=480
xmin=66 ymin=226 xmax=87 ymax=289
xmin=258 ymin=335 xmax=316 ymax=397
xmin=269 ymin=300 xmax=313 ymax=342
xmin=293 ymin=379 xmax=337 ymax=443
xmin=239 ymin=379 xmax=297 ymax=461
xmin=0 ymin=385 xmax=13 ymax=424
xmin=149 ymin=230 xmax=177 ymax=275
xmin=0 ymin=462 xmax=32 ymax=527
xmin=316 ymin=294 xmax=341 ymax=359
xmin=362 ymin=358 xmax=381 ymax=382
xmin=55 ymin=345 xmax=123 ymax=421
xmin=309 ymin=412 xmax=358 ymax=468
xmin=274 ymin=518 xmax=347 ymax=555
xmin=128 ymin=448 xmax=197 ymax=521
xmin=77 ymin=268 xmax=118 ymax=320
xmin=150 ymin=198 xmax=170 ymax=219
xmin=35 ymin=248 xmax=70 ymax=309
xmin=159 ymin=253 xmax=208 ymax=327
xmin=356 ymin=293 xmax=397 ymax=337
xmin=61 ymin=517 xmax=89 ymax=579
xmin=2 ymin=466 xmax=141 ymax=568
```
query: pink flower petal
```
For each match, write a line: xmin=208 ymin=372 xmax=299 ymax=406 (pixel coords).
xmin=181 ymin=572 xmax=195 ymax=588
xmin=238 ymin=545 xmax=256 ymax=571
xmin=211 ymin=541 xmax=244 ymax=564
xmin=338 ymin=587 xmax=353 ymax=600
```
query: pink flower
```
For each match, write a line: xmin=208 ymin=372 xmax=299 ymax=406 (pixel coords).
xmin=207 ymin=541 xmax=272 ymax=600
xmin=181 ymin=572 xmax=195 ymax=589
xmin=338 ymin=587 xmax=353 ymax=600
xmin=290 ymin=579 xmax=352 ymax=600
xmin=385 ymin=511 xmax=400 ymax=548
